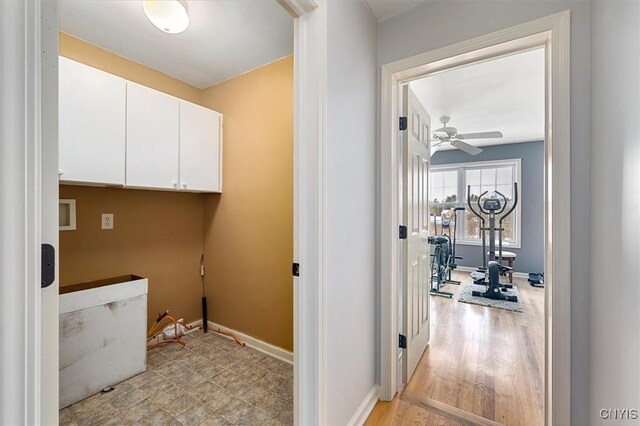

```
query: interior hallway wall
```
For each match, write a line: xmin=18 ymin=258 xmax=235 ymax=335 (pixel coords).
xmin=590 ymin=2 xmax=640 ymax=423
xmin=431 ymin=141 xmax=544 ymax=273
xmin=201 ymin=56 xmax=294 ymax=351
xmin=59 ymin=34 xmax=206 ymax=327
xmin=377 ymin=1 xmax=592 ymax=423
xmin=326 ymin=2 xmax=378 ymax=424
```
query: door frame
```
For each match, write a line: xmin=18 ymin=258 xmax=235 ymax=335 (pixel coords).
xmin=379 ymin=11 xmax=571 ymax=426
xmin=277 ymin=1 xmax=329 ymax=424
xmin=0 ymin=1 xmax=59 ymax=424
xmin=4 ymin=0 xmax=328 ymax=425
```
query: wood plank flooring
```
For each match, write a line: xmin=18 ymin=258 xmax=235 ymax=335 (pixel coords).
xmin=366 ymin=272 xmax=545 ymax=426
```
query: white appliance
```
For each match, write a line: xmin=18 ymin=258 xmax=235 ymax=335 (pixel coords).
xmin=59 ymin=275 xmax=148 ymax=408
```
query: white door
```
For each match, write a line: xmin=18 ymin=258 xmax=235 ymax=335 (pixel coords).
xmin=179 ymin=101 xmax=222 ymax=192
xmin=126 ymin=82 xmax=179 ymax=190
xmin=59 ymin=57 xmax=126 ymax=185
xmin=402 ymin=85 xmax=431 ymax=383
xmin=42 ymin=8 xmax=59 ymax=418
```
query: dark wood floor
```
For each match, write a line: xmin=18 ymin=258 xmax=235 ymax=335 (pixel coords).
xmin=366 ymin=272 xmax=545 ymax=426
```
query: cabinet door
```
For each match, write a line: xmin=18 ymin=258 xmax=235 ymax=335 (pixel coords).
xmin=179 ymin=101 xmax=222 ymax=192
xmin=59 ymin=57 xmax=126 ymax=185
xmin=126 ymin=82 xmax=179 ymax=190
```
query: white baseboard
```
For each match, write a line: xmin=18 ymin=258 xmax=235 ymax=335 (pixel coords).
xmin=347 ymin=386 xmax=379 ymax=426
xmin=455 ymin=265 xmax=530 ymax=280
xmin=186 ymin=319 xmax=293 ymax=364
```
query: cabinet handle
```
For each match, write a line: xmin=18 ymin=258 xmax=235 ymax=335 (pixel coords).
xmin=58 ymin=170 xmax=64 ymax=176
xmin=172 ymin=181 xmax=178 ymax=189
xmin=182 ymin=182 xmax=187 ymax=188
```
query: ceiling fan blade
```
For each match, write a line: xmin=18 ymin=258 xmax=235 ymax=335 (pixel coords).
xmin=450 ymin=139 xmax=483 ymax=156
xmin=456 ymin=131 xmax=503 ymax=139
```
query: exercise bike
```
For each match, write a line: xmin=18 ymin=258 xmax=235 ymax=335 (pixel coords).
xmin=428 ymin=207 xmax=464 ymax=298
xmin=466 ymin=183 xmax=519 ymax=302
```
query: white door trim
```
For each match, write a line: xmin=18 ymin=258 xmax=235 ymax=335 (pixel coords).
xmin=279 ymin=1 xmax=328 ymax=425
xmin=0 ymin=1 xmax=44 ymax=424
xmin=379 ymin=11 xmax=571 ymax=426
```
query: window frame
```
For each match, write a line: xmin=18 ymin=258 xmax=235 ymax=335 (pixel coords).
xmin=430 ymin=158 xmax=522 ymax=248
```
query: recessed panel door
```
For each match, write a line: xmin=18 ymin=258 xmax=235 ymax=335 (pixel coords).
xmin=402 ymin=85 xmax=432 ymax=383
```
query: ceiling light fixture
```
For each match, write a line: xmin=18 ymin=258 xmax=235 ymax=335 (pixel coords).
xmin=143 ymin=0 xmax=190 ymax=34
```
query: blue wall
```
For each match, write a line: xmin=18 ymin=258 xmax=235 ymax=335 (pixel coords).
xmin=431 ymin=140 xmax=544 ymax=273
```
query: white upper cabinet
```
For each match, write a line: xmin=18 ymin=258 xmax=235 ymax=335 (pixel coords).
xmin=59 ymin=58 xmax=222 ymax=193
xmin=126 ymin=82 xmax=180 ymax=190
xmin=179 ymin=101 xmax=222 ymax=192
xmin=59 ymin=57 xmax=126 ymax=185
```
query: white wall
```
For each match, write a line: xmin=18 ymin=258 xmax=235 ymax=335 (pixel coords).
xmin=590 ymin=2 xmax=640 ymax=423
xmin=377 ymin=1 xmax=592 ymax=423
xmin=326 ymin=1 xmax=378 ymax=424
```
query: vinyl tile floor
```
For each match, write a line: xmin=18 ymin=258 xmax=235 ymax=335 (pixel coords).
xmin=59 ymin=329 xmax=293 ymax=426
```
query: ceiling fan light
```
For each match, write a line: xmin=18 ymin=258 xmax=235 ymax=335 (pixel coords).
xmin=143 ymin=0 xmax=190 ymax=34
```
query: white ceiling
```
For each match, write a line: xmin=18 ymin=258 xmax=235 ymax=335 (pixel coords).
xmin=59 ymin=1 xmax=293 ymax=89
xmin=365 ymin=0 xmax=429 ymax=21
xmin=409 ymin=47 xmax=545 ymax=149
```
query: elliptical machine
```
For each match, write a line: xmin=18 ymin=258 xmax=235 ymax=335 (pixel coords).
xmin=466 ymin=183 xmax=519 ymax=302
xmin=428 ymin=207 xmax=465 ymax=298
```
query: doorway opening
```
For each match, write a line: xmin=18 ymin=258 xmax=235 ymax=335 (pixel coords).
xmin=377 ymin=12 xmax=571 ymax=426
xmin=3 ymin=1 xmax=326 ymax=424
xmin=397 ymin=46 xmax=545 ymax=425
xmin=56 ymin=2 xmax=295 ymax=425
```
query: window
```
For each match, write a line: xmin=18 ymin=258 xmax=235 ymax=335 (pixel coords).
xmin=428 ymin=170 xmax=458 ymax=235
xmin=429 ymin=159 xmax=521 ymax=247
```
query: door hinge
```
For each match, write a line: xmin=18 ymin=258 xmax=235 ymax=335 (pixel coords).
xmin=292 ymin=263 xmax=300 ymax=277
xmin=399 ymin=116 xmax=408 ymax=131
xmin=399 ymin=334 xmax=407 ymax=349
xmin=41 ymin=243 xmax=55 ymax=288
xmin=399 ymin=225 xmax=408 ymax=239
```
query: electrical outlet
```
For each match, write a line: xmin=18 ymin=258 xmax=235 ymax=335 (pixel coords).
xmin=101 ymin=213 xmax=114 ymax=230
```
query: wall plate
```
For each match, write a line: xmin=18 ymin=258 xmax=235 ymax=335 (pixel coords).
xmin=59 ymin=199 xmax=76 ymax=231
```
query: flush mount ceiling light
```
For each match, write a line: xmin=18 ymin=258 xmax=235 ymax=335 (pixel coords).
xmin=143 ymin=0 xmax=190 ymax=34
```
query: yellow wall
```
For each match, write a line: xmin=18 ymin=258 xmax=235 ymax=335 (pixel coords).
xmin=58 ymin=34 xmax=293 ymax=350
xmin=201 ymin=56 xmax=294 ymax=351
xmin=59 ymin=186 xmax=204 ymax=327
xmin=59 ymin=32 xmax=201 ymax=105
xmin=59 ymin=34 xmax=206 ymax=327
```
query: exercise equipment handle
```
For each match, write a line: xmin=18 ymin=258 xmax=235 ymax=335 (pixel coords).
xmin=499 ymin=183 xmax=518 ymax=222
xmin=467 ymin=185 xmax=487 ymax=268
xmin=451 ymin=206 xmax=465 ymax=261
xmin=477 ymin=190 xmax=489 ymax=214
xmin=498 ymin=182 xmax=518 ymax=264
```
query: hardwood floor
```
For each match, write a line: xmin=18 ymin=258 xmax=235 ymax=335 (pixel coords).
xmin=366 ymin=271 xmax=545 ymax=426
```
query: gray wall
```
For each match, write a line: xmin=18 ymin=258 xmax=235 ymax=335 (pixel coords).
xmin=326 ymin=2 xmax=378 ymax=425
xmin=590 ymin=2 xmax=640 ymax=422
xmin=431 ymin=141 xmax=544 ymax=273
xmin=377 ymin=1 xmax=592 ymax=423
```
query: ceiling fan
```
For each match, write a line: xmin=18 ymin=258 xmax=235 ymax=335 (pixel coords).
xmin=431 ymin=115 xmax=503 ymax=156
